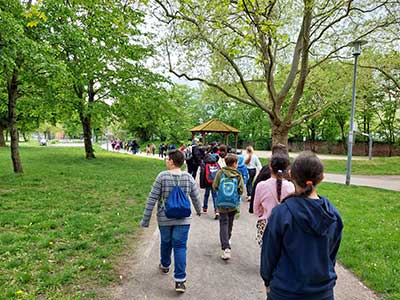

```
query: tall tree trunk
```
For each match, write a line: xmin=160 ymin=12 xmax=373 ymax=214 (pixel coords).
xmin=8 ymin=68 xmax=23 ymax=173
xmin=271 ymin=122 xmax=290 ymax=147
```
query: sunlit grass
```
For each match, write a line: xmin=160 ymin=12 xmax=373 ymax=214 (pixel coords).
xmin=0 ymin=146 xmax=165 ymax=299
xmin=320 ymin=183 xmax=400 ymax=300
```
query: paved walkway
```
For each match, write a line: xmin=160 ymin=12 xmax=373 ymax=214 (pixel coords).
xmin=102 ymin=145 xmax=398 ymax=299
xmin=108 ymin=196 xmax=380 ymax=300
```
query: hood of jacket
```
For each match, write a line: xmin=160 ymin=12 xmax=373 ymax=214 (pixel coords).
xmin=221 ymin=166 xmax=242 ymax=178
xmin=285 ymin=196 xmax=337 ymax=237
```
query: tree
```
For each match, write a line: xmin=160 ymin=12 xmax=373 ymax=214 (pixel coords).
xmin=360 ymin=51 xmax=400 ymax=155
xmin=0 ymin=1 xmax=42 ymax=173
xmin=152 ymin=0 xmax=399 ymax=145
xmin=43 ymin=0 xmax=154 ymax=158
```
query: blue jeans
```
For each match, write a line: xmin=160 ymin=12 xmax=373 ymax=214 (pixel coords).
xmin=203 ymin=186 xmax=217 ymax=211
xmin=159 ymin=225 xmax=190 ymax=282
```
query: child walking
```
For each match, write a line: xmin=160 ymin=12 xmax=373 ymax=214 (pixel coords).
xmin=140 ymin=150 xmax=202 ymax=293
xmin=199 ymin=153 xmax=221 ymax=219
xmin=260 ymin=151 xmax=343 ymax=300
xmin=212 ymin=154 xmax=245 ymax=260
xmin=253 ymin=153 xmax=294 ymax=246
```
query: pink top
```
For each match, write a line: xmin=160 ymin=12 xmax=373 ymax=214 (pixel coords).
xmin=253 ymin=178 xmax=295 ymax=221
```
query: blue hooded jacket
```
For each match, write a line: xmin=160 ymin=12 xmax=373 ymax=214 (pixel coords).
xmin=260 ymin=195 xmax=343 ymax=300
xmin=237 ymin=155 xmax=249 ymax=185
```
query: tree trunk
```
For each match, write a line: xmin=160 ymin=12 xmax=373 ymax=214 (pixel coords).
xmin=22 ymin=132 xmax=29 ymax=142
xmin=0 ymin=124 xmax=6 ymax=147
xmin=77 ymin=80 xmax=96 ymax=159
xmin=80 ymin=112 xmax=95 ymax=159
xmin=8 ymin=68 xmax=23 ymax=173
xmin=271 ymin=122 xmax=290 ymax=147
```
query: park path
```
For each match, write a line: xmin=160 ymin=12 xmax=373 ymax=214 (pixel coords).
xmin=102 ymin=145 xmax=400 ymax=192
xmin=108 ymin=196 xmax=379 ymax=300
xmin=101 ymin=145 xmax=397 ymax=300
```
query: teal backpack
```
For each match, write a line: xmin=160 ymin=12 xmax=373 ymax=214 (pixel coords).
xmin=216 ymin=173 xmax=240 ymax=208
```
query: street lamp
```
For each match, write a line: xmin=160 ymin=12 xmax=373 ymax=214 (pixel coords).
xmin=345 ymin=40 xmax=368 ymax=185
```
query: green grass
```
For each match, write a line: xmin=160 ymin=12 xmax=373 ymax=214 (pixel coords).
xmin=1 ymin=146 xmax=399 ymax=299
xmin=322 ymin=157 xmax=400 ymax=175
xmin=260 ymin=156 xmax=400 ymax=175
xmin=0 ymin=146 xmax=165 ymax=299
xmin=319 ymin=183 xmax=400 ymax=300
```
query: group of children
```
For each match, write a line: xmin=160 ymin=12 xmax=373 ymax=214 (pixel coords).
xmin=140 ymin=144 xmax=343 ymax=300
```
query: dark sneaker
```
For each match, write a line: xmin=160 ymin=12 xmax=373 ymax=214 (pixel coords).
xmin=159 ymin=264 xmax=169 ymax=274
xmin=202 ymin=207 xmax=208 ymax=213
xmin=214 ymin=212 xmax=220 ymax=220
xmin=175 ymin=281 xmax=186 ymax=293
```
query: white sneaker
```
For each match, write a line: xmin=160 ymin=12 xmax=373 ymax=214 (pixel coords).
xmin=221 ymin=248 xmax=231 ymax=260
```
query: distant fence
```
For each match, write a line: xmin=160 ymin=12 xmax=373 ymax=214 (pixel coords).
xmin=288 ymin=141 xmax=400 ymax=156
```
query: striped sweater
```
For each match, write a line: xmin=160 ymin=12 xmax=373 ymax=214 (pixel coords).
xmin=140 ymin=170 xmax=202 ymax=227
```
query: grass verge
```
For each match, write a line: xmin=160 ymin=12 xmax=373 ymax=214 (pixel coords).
xmin=0 ymin=146 xmax=165 ymax=299
xmin=319 ymin=183 xmax=400 ymax=300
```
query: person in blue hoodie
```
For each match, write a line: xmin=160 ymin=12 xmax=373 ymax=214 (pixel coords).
xmin=260 ymin=151 xmax=343 ymax=300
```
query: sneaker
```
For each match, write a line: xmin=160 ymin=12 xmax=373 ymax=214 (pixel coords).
xmin=214 ymin=212 xmax=220 ymax=220
xmin=202 ymin=208 xmax=208 ymax=213
xmin=175 ymin=281 xmax=186 ymax=293
xmin=221 ymin=248 xmax=231 ymax=260
xmin=247 ymin=196 xmax=251 ymax=202
xmin=159 ymin=264 xmax=169 ymax=274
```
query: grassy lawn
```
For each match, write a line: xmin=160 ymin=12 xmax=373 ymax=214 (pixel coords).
xmin=0 ymin=146 xmax=165 ymax=300
xmin=260 ymin=156 xmax=400 ymax=175
xmin=319 ymin=183 xmax=400 ymax=300
xmin=1 ymin=146 xmax=399 ymax=299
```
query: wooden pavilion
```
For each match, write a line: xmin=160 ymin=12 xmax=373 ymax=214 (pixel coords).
xmin=189 ymin=119 xmax=240 ymax=150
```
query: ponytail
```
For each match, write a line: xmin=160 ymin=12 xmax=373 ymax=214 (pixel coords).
xmin=276 ymin=170 xmax=283 ymax=202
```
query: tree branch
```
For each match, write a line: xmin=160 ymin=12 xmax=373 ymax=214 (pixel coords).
xmin=290 ymin=102 xmax=332 ymax=127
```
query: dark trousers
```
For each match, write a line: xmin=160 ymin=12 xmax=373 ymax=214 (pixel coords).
xmin=187 ymin=162 xmax=199 ymax=179
xmin=219 ymin=211 xmax=236 ymax=250
xmin=246 ymin=168 xmax=257 ymax=196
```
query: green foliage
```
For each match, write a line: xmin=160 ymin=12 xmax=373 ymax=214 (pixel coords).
xmin=0 ymin=146 xmax=165 ymax=299
xmin=113 ymin=84 xmax=201 ymax=143
xmin=320 ymin=183 xmax=400 ymax=300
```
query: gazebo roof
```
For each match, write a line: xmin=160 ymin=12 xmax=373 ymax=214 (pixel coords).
xmin=189 ymin=119 xmax=240 ymax=133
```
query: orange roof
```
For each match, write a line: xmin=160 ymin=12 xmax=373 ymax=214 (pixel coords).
xmin=189 ymin=119 xmax=239 ymax=133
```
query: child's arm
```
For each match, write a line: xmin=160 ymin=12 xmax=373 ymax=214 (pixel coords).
xmin=189 ymin=176 xmax=202 ymax=216
xmin=260 ymin=208 xmax=285 ymax=287
xmin=140 ymin=174 xmax=162 ymax=227
xmin=212 ymin=170 xmax=222 ymax=191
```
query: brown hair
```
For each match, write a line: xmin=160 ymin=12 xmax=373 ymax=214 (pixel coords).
xmin=270 ymin=153 xmax=290 ymax=202
xmin=167 ymin=149 xmax=185 ymax=167
xmin=219 ymin=144 xmax=227 ymax=158
xmin=290 ymin=151 xmax=324 ymax=197
xmin=245 ymin=145 xmax=253 ymax=165
xmin=271 ymin=143 xmax=288 ymax=156
xmin=224 ymin=153 xmax=238 ymax=167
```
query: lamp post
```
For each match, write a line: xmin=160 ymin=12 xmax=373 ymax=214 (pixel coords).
xmin=345 ymin=40 xmax=368 ymax=185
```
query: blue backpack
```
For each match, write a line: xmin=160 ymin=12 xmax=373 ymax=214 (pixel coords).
xmin=164 ymin=175 xmax=191 ymax=219
xmin=216 ymin=173 xmax=240 ymax=208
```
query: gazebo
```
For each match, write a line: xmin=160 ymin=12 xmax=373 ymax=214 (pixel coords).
xmin=189 ymin=119 xmax=240 ymax=150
